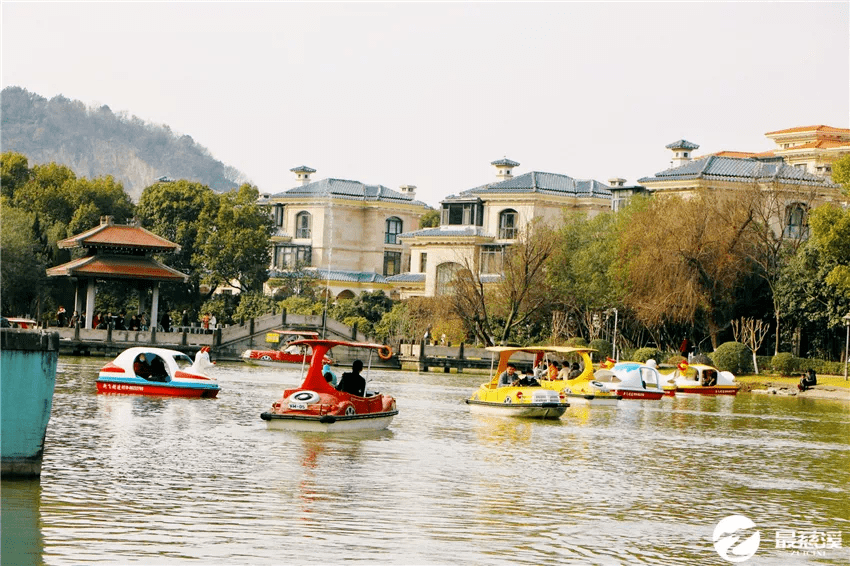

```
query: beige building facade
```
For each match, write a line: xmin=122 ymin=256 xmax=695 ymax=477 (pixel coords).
xmin=392 ymin=159 xmax=613 ymax=298
xmin=260 ymin=167 xmax=430 ymax=299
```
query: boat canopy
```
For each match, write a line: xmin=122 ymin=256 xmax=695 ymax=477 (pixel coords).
xmin=483 ymin=346 xmax=597 ymax=384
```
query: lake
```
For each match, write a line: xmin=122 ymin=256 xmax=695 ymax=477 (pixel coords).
xmin=2 ymin=357 xmax=848 ymax=565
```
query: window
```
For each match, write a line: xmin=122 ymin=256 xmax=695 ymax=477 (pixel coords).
xmin=274 ymin=245 xmax=312 ymax=269
xmin=794 ymin=163 xmax=808 ymax=172
xmin=385 ymin=217 xmax=402 ymax=244
xmin=295 ymin=211 xmax=311 ymax=238
xmin=383 ymin=251 xmax=402 ymax=276
xmin=436 ymin=262 xmax=462 ymax=296
xmin=784 ymin=203 xmax=809 ymax=239
xmin=441 ymin=201 xmax=483 ymax=226
xmin=271 ymin=204 xmax=284 ymax=227
xmin=498 ymin=209 xmax=518 ymax=239
xmin=419 ymin=252 xmax=427 ymax=273
xmin=480 ymin=245 xmax=505 ymax=274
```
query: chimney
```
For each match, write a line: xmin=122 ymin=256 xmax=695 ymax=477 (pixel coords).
xmin=290 ymin=165 xmax=316 ymax=186
xmin=608 ymin=177 xmax=626 ymax=188
xmin=399 ymin=185 xmax=417 ymax=198
xmin=100 ymin=215 xmax=114 ymax=226
xmin=665 ymin=140 xmax=699 ymax=168
xmin=491 ymin=157 xmax=520 ymax=181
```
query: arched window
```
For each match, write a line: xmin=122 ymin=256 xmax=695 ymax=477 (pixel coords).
xmin=336 ymin=290 xmax=355 ymax=301
xmin=785 ymin=203 xmax=808 ymax=238
xmin=436 ymin=262 xmax=463 ymax=296
xmin=499 ymin=209 xmax=518 ymax=239
xmin=295 ymin=211 xmax=311 ymax=238
xmin=385 ymin=217 xmax=402 ymax=244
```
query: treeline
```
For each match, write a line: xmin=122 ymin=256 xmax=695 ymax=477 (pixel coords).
xmin=3 ymin=150 xmax=850 ymax=364
xmin=1 ymin=152 xmax=272 ymax=323
xmin=1 ymin=86 xmax=245 ymax=201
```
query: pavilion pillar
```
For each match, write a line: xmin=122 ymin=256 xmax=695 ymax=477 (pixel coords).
xmin=85 ymin=279 xmax=96 ymax=330
xmin=150 ymin=283 xmax=160 ymax=331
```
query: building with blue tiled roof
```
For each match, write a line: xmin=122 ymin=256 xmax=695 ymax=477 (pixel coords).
xmin=393 ymin=159 xmax=612 ymax=298
xmin=258 ymin=167 xmax=431 ymax=299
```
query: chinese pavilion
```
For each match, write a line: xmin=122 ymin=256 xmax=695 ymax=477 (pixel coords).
xmin=46 ymin=216 xmax=188 ymax=329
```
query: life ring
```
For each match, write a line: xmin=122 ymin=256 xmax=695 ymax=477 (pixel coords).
xmin=260 ymin=355 xmax=272 ymax=361
xmin=377 ymin=345 xmax=393 ymax=360
xmin=290 ymin=390 xmax=320 ymax=404
xmin=590 ymin=381 xmax=605 ymax=389
xmin=344 ymin=405 xmax=356 ymax=416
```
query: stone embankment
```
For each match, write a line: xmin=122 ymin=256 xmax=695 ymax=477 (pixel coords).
xmin=747 ymin=382 xmax=849 ymax=401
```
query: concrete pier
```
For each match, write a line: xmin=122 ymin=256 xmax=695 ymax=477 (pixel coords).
xmin=1 ymin=329 xmax=60 ymax=477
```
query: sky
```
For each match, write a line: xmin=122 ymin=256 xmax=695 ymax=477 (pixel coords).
xmin=2 ymin=2 xmax=848 ymax=208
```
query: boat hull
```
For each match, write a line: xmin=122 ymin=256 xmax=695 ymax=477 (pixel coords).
xmin=96 ymin=379 xmax=219 ymax=398
xmin=261 ymin=410 xmax=398 ymax=432
xmin=675 ymin=386 xmax=739 ymax=396
xmin=465 ymin=400 xmax=568 ymax=419
xmin=612 ymin=388 xmax=665 ymax=400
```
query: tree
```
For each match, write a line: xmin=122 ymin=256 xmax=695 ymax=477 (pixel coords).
xmin=617 ymin=189 xmax=756 ymax=349
xmin=194 ymin=183 xmax=273 ymax=293
xmin=832 ymin=154 xmax=850 ymax=195
xmin=450 ymin=221 xmax=555 ymax=346
xmin=1 ymin=151 xmax=30 ymax=199
xmin=0 ymin=204 xmax=50 ymax=316
xmin=419 ymin=209 xmax=440 ymax=228
xmin=808 ymin=203 xmax=850 ymax=296
xmin=548 ymin=211 xmax=624 ymax=341
xmin=732 ymin=317 xmax=770 ymax=373
xmin=739 ymin=181 xmax=819 ymax=354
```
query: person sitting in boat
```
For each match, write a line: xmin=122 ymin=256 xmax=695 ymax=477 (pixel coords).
xmin=148 ymin=355 xmax=169 ymax=382
xmin=498 ymin=363 xmax=520 ymax=386
xmin=702 ymin=369 xmax=717 ymax=387
xmin=337 ymin=359 xmax=366 ymax=397
xmin=533 ymin=359 xmax=547 ymax=378
xmin=799 ymin=368 xmax=817 ymax=392
xmin=322 ymin=362 xmax=338 ymax=386
xmin=568 ymin=362 xmax=582 ymax=379
xmin=516 ymin=368 xmax=541 ymax=387
xmin=133 ymin=353 xmax=152 ymax=379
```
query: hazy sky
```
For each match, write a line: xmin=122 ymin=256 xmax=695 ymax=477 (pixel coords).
xmin=3 ymin=2 xmax=848 ymax=207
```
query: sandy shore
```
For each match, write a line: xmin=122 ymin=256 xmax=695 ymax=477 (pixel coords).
xmin=747 ymin=383 xmax=850 ymax=401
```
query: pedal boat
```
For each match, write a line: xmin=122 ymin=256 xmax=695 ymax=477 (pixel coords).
xmin=466 ymin=347 xmax=570 ymax=418
xmin=535 ymin=347 xmax=621 ymax=406
xmin=241 ymin=330 xmax=333 ymax=368
xmin=260 ymin=339 xmax=397 ymax=432
xmin=592 ymin=361 xmax=667 ymax=400
xmin=665 ymin=362 xmax=741 ymax=396
xmin=97 ymin=346 xmax=219 ymax=398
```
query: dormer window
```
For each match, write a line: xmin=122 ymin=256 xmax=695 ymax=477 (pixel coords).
xmin=441 ymin=201 xmax=483 ymax=226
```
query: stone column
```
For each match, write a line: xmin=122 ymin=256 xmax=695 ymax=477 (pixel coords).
xmin=84 ymin=279 xmax=96 ymax=329
xmin=150 ymin=283 xmax=160 ymax=331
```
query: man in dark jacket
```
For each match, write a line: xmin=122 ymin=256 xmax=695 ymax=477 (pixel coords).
xmin=336 ymin=360 xmax=366 ymax=397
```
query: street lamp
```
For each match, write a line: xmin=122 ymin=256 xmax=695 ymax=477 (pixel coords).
xmin=843 ymin=312 xmax=850 ymax=381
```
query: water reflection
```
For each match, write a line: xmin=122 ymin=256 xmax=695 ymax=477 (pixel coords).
xmin=7 ymin=357 xmax=849 ymax=565
xmin=1 ymin=479 xmax=44 ymax=566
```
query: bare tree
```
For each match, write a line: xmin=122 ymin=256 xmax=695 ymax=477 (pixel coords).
xmin=732 ymin=317 xmax=770 ymax=373
xmin=449 ymin=221 xmax=555 ymax=346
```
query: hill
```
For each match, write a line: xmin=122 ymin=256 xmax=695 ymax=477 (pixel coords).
xmin=1 ymin=86 xmax=246 ymax=200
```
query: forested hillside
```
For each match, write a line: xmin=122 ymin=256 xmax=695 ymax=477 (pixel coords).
xmin=1 ymin=86 xmax=245 ymax=200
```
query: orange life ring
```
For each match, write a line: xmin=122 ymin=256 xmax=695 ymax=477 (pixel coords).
xmin=378 ymin=345 xmax=393 ymax=360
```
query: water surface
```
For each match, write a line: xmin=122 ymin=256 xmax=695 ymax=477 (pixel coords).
xmin=3 ymin=357 xmax=848 ymax=565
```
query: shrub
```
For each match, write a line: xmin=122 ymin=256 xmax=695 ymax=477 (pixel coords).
xmin=565 ymin=336 xmax=589 ymax=348
xmin=756 ymin=356 xmax=772 ymax=374
xmin=665 ymin=354 xmax=687 ymax=366
xmin=712 ymin=341 xmax=753 ymax=374
xmin=771 ymin=353 xmax=796 ymax=376
xmin=588 ymin=339 xmax=612 ymax=361
xmin=691 ymin=353 xmax=714 ymax=366
xmin=632 ymin=347 xmax=662 ymax=363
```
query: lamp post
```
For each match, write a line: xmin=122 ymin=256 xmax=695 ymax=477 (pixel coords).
xmin=611 ymin=308 xmax=619 ymax=361
xmin=843 ymin=312 xmax=850 ymax=381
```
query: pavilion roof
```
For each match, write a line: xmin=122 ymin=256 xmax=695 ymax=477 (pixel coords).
xmin=57 ymin=218 xmax=180 ymax=252
xmin=47 ymin=255 xmax=188 ymax=282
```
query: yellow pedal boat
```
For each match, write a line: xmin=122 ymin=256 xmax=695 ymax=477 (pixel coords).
xmin=466 ymin=347 xmax=570 ymax=419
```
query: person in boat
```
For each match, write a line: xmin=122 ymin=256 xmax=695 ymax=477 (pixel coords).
xmin=702 ymin=369 xmax=717 ymax=387
xmin=547 ymin=361 xmax=560 ymax=381
xmin=322 ymin=362 xmax=338 ymax=386
xmin=148 ymin=355 xmax=169 ymax=382
xmin=133 ymin=353 xmax=152 ymax=379
xmin=337 ymin=359 xmax=366 ymax=397
xmin=516 ymin=368 xmax=541 ymax=387
xmin=533 ymin=359 xmax=547 ymax=378
xmin=498 ymin=363 xmax=520 ymax=386
xmin=567 ymin=362 xmax=582 ymax=379
xmin=799 ymin=368 xmax=817 ymax=392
